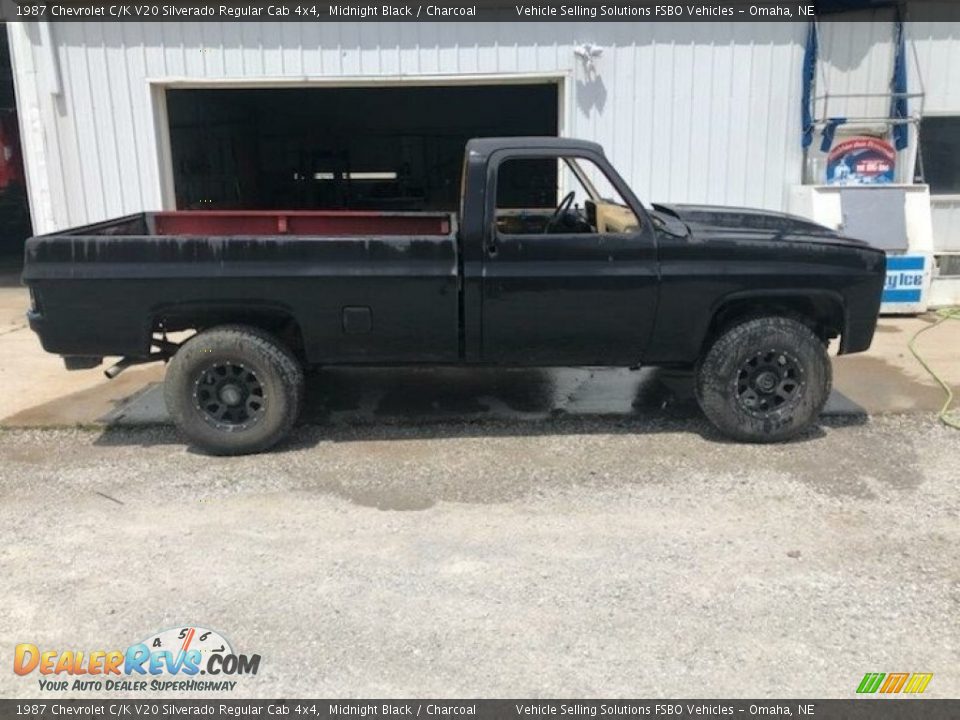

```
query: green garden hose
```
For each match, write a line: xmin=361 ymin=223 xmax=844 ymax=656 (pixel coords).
xmin=907 ymin=307 xmax=960 ymax=430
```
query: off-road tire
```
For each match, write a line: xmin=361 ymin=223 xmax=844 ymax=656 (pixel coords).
xmin=695 ymin=316 xmax=831 ymax=443
xmin=164 ymin=325 xmax=304 ymax=455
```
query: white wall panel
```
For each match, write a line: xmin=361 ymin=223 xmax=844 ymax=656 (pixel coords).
xmin=910 ymin=20 xmax=960 ymax=113
xmin=931 ymin=199 xmax=960 ymax=253
xmin=9 ymin=20 xmax=957 ymax=235
xmin=817 ymin=12 xmax=899 ymax=122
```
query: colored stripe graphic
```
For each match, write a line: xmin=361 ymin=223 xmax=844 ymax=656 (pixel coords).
xmin=857 ymin=673 xmax=885 ymax=693
xmin=903 ymin=673 xmax=933 ymax=694
xmin=880 ymin=673 xmax=909 ymax=693
xmin=857 ymin=672 xmax=933 ymax=694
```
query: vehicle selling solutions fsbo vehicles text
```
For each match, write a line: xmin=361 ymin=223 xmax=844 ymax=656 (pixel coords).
xmin=513 ymin=5 xmax=738 ymax=17
xmin=513 ymin=4 xmax=811 ymax=17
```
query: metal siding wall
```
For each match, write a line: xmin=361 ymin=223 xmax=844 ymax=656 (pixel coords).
xmin=931 ymin=200 xmax=960 ymax=252
xmin=816 ymin=16 xmax=960 ymax=123
xmin=910 ymin=20 xmax=960 ymax=254
xmin=910 ymin=18 xmax=960 ymax=114
xmin=817 ymin=13 xmax=899 ymax=122
xmin=4 ymin=20 xmax=891 ymax=234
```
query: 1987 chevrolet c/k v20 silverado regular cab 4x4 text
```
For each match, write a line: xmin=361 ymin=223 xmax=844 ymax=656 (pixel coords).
xmin=23 ymin=138 xmax=886 ymax=454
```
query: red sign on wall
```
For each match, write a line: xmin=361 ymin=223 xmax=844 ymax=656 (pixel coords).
xmin=826 ymin=136 xmax=897 ymax=186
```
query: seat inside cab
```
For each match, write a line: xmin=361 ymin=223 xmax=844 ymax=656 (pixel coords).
xmin=495 ymin=156 xmax=640 ymax=236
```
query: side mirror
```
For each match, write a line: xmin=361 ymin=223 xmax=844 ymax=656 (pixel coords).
xmin=654 ymin=213 xmax=689 ymax=238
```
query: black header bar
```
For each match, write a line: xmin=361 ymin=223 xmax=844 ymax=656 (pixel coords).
xmin=1 ymin=0 xmax=959 ymax=22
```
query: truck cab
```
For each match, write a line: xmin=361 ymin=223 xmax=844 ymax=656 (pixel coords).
xmin=461 ymin=137 xmax=659 ymax=365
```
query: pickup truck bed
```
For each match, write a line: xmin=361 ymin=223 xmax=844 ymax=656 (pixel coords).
xmin=24 ymin=210 xmax=461 ymax=363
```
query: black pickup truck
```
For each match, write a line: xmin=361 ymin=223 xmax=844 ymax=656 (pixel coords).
xmin=23 ymin=137 xmax=886 ymax=454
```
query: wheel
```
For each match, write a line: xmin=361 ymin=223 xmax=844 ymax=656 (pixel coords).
xmin=164 ymin=325 xmax=304 ymax=455
xmin=695 ymin=316 xmax=831 ymax=443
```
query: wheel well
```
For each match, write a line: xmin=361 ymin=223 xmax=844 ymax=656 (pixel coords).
xmin=152 ymin=307 xmax=306 ymax=360
xmin=703 ymin=296 xmax=844 ymax=353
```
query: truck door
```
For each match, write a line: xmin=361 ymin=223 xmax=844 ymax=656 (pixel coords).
xmin=480 ymin=151 xmax=659 ymax=365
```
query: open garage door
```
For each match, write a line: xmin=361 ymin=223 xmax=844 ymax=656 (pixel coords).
xmin=165 ymin=82 xmax=559 ymax=211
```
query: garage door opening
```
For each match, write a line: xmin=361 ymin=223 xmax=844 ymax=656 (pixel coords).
xmin=165 ymin=82 xmax=559 ymax=212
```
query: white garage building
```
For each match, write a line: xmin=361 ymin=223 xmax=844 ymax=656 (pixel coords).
xmin=6 ymin=15 xmax=960 ymax=303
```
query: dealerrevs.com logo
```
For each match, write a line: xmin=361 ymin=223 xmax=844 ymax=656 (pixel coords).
xmin=14 ymin=626 xmax=261 ymax=693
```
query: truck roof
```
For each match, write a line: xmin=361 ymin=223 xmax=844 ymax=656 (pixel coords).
xmin=465 ymin=137 xmax=605 ymax=159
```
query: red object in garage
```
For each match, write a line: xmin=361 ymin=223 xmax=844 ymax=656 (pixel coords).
xmin=0 ymin=110 xmax=25 ymax=190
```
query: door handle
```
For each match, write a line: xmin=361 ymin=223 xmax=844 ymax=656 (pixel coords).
xmin=486 ymin=235 xmax=499 ymax=257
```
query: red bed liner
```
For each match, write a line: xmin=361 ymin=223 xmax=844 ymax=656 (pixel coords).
xmin=152 ymin=210 xmax=452 ymax=237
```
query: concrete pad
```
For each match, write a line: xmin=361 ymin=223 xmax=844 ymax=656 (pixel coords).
xmin=0 ymin=277 xmax=957 ymax=428
xmin=833 ymin=313 xmax=960 ymax=414
xmin=85 ymin=369 xmax=872 ymax=426
xmin=821 ymin=389 xmax=866 ymax=417
xmin=2 ymin=366 xmax=165 ymax=427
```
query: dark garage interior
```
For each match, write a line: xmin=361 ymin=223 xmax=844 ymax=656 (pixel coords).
xmin=166 ymin=83 xmax=559 ymax=212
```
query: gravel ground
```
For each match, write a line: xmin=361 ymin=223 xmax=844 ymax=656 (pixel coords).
xmin=0 ymin=414 xmax=957 ymax=699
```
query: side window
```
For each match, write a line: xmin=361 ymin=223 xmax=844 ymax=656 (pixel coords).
xmin=495 ymin=156 xmax=640 ymax=236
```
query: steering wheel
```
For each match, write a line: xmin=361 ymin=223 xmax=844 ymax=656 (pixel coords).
xmin=544 ymin=191 xmax=576 ymax=233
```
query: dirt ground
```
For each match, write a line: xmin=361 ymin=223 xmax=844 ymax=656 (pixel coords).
xmin=0 ymin=415 xmax=957 ymax=698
